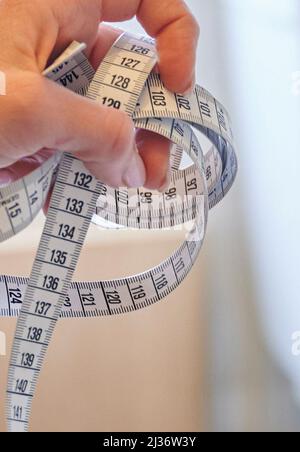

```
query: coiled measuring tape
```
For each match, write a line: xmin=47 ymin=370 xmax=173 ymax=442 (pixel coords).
xmin=0 ymin=33 xmax=237 ymax=432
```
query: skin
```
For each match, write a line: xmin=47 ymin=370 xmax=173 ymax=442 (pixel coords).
xmin=0 ymin=0 xmax=199 ymax=195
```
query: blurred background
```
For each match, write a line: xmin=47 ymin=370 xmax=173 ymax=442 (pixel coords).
xmin=1 ymin=0 xmax=300 ymax=432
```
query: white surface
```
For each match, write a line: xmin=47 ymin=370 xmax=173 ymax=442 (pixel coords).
xmin=222 ymin=0 xmax=300 ymax=401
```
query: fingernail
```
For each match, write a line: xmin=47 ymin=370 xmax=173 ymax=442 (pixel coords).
xmin=153 ymin=63 xmax=160 ymax=74
xmin=0 ymin=171 xmax=13 ymax=187
xmin=158 ymin=169 xmax=171 ymax=193
xmin=123 ymin=150 xmax=146 ymax=188
xmin=181 ymin=75 xmax=196 ymax=97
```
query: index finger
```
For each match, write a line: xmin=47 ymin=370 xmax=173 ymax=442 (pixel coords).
xmin=101 ymin=0 xmax=200 ymax=94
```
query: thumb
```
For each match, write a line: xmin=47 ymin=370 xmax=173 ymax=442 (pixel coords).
xmin=12 ymin=73 xmax=146 ymax=188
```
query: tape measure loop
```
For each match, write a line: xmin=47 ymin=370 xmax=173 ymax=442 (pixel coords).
xmin=0 ymin=33 xmax=237 ymax=432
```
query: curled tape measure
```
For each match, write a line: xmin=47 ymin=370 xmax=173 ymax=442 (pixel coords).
xmin=0 ymin=33 xmax=237 ymax=432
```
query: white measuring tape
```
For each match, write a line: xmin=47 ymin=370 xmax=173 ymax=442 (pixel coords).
xmin=0 ymin=33 xmax=237 ymax=432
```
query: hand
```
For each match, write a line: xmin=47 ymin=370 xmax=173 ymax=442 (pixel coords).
xmin=0 ymin=0 xmax=199 ymax=192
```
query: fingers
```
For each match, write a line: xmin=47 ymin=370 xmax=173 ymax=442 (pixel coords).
xmin=47 ymin=0 xmax=102 ymax=64
xmin=88 ymin=24 xmax=123 ymax=69
xmin=0 ymin=149 xmax=56 ymax=185
xmin=0 ymin=25 xmax=172 ymax=192
xmin=82 ymin=24 xmax=173 ymax=192
xmin=51 ymin=0 xmax=199 ymax=93
xmin=87 ymin=23 xmax=182 ymax=191
xmin=3 ymin=72 xmax=146 ymax=188
xmin=101 ymin=0 xmax=199 ymax=94
xmin=0 ymin=0 xmax=101 ymax=71
xmin=136 ymin=129 xmax=171 ymax=192
xmin=45 ymin=78 xmax=147 ymax=188
xmin=0 ymin=149 xmax=56 ymax=214
xmin=138 ymin=0 xmax=199 ymax=94
xmin=43 ymin=129 xmax=172 ymax=215
xmin=0 ymin=0 xmax=199 ymax=93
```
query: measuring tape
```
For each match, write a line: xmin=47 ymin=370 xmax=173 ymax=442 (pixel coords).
xmin=0 ymin=33 xmax=237 ymax=432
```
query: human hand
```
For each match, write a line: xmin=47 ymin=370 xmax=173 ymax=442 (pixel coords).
xmin=0 ymin=0 xmax=199 ymax=193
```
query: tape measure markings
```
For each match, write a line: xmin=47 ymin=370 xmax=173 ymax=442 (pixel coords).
xmin=0 ymin=32 xmax=238 ymax=432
